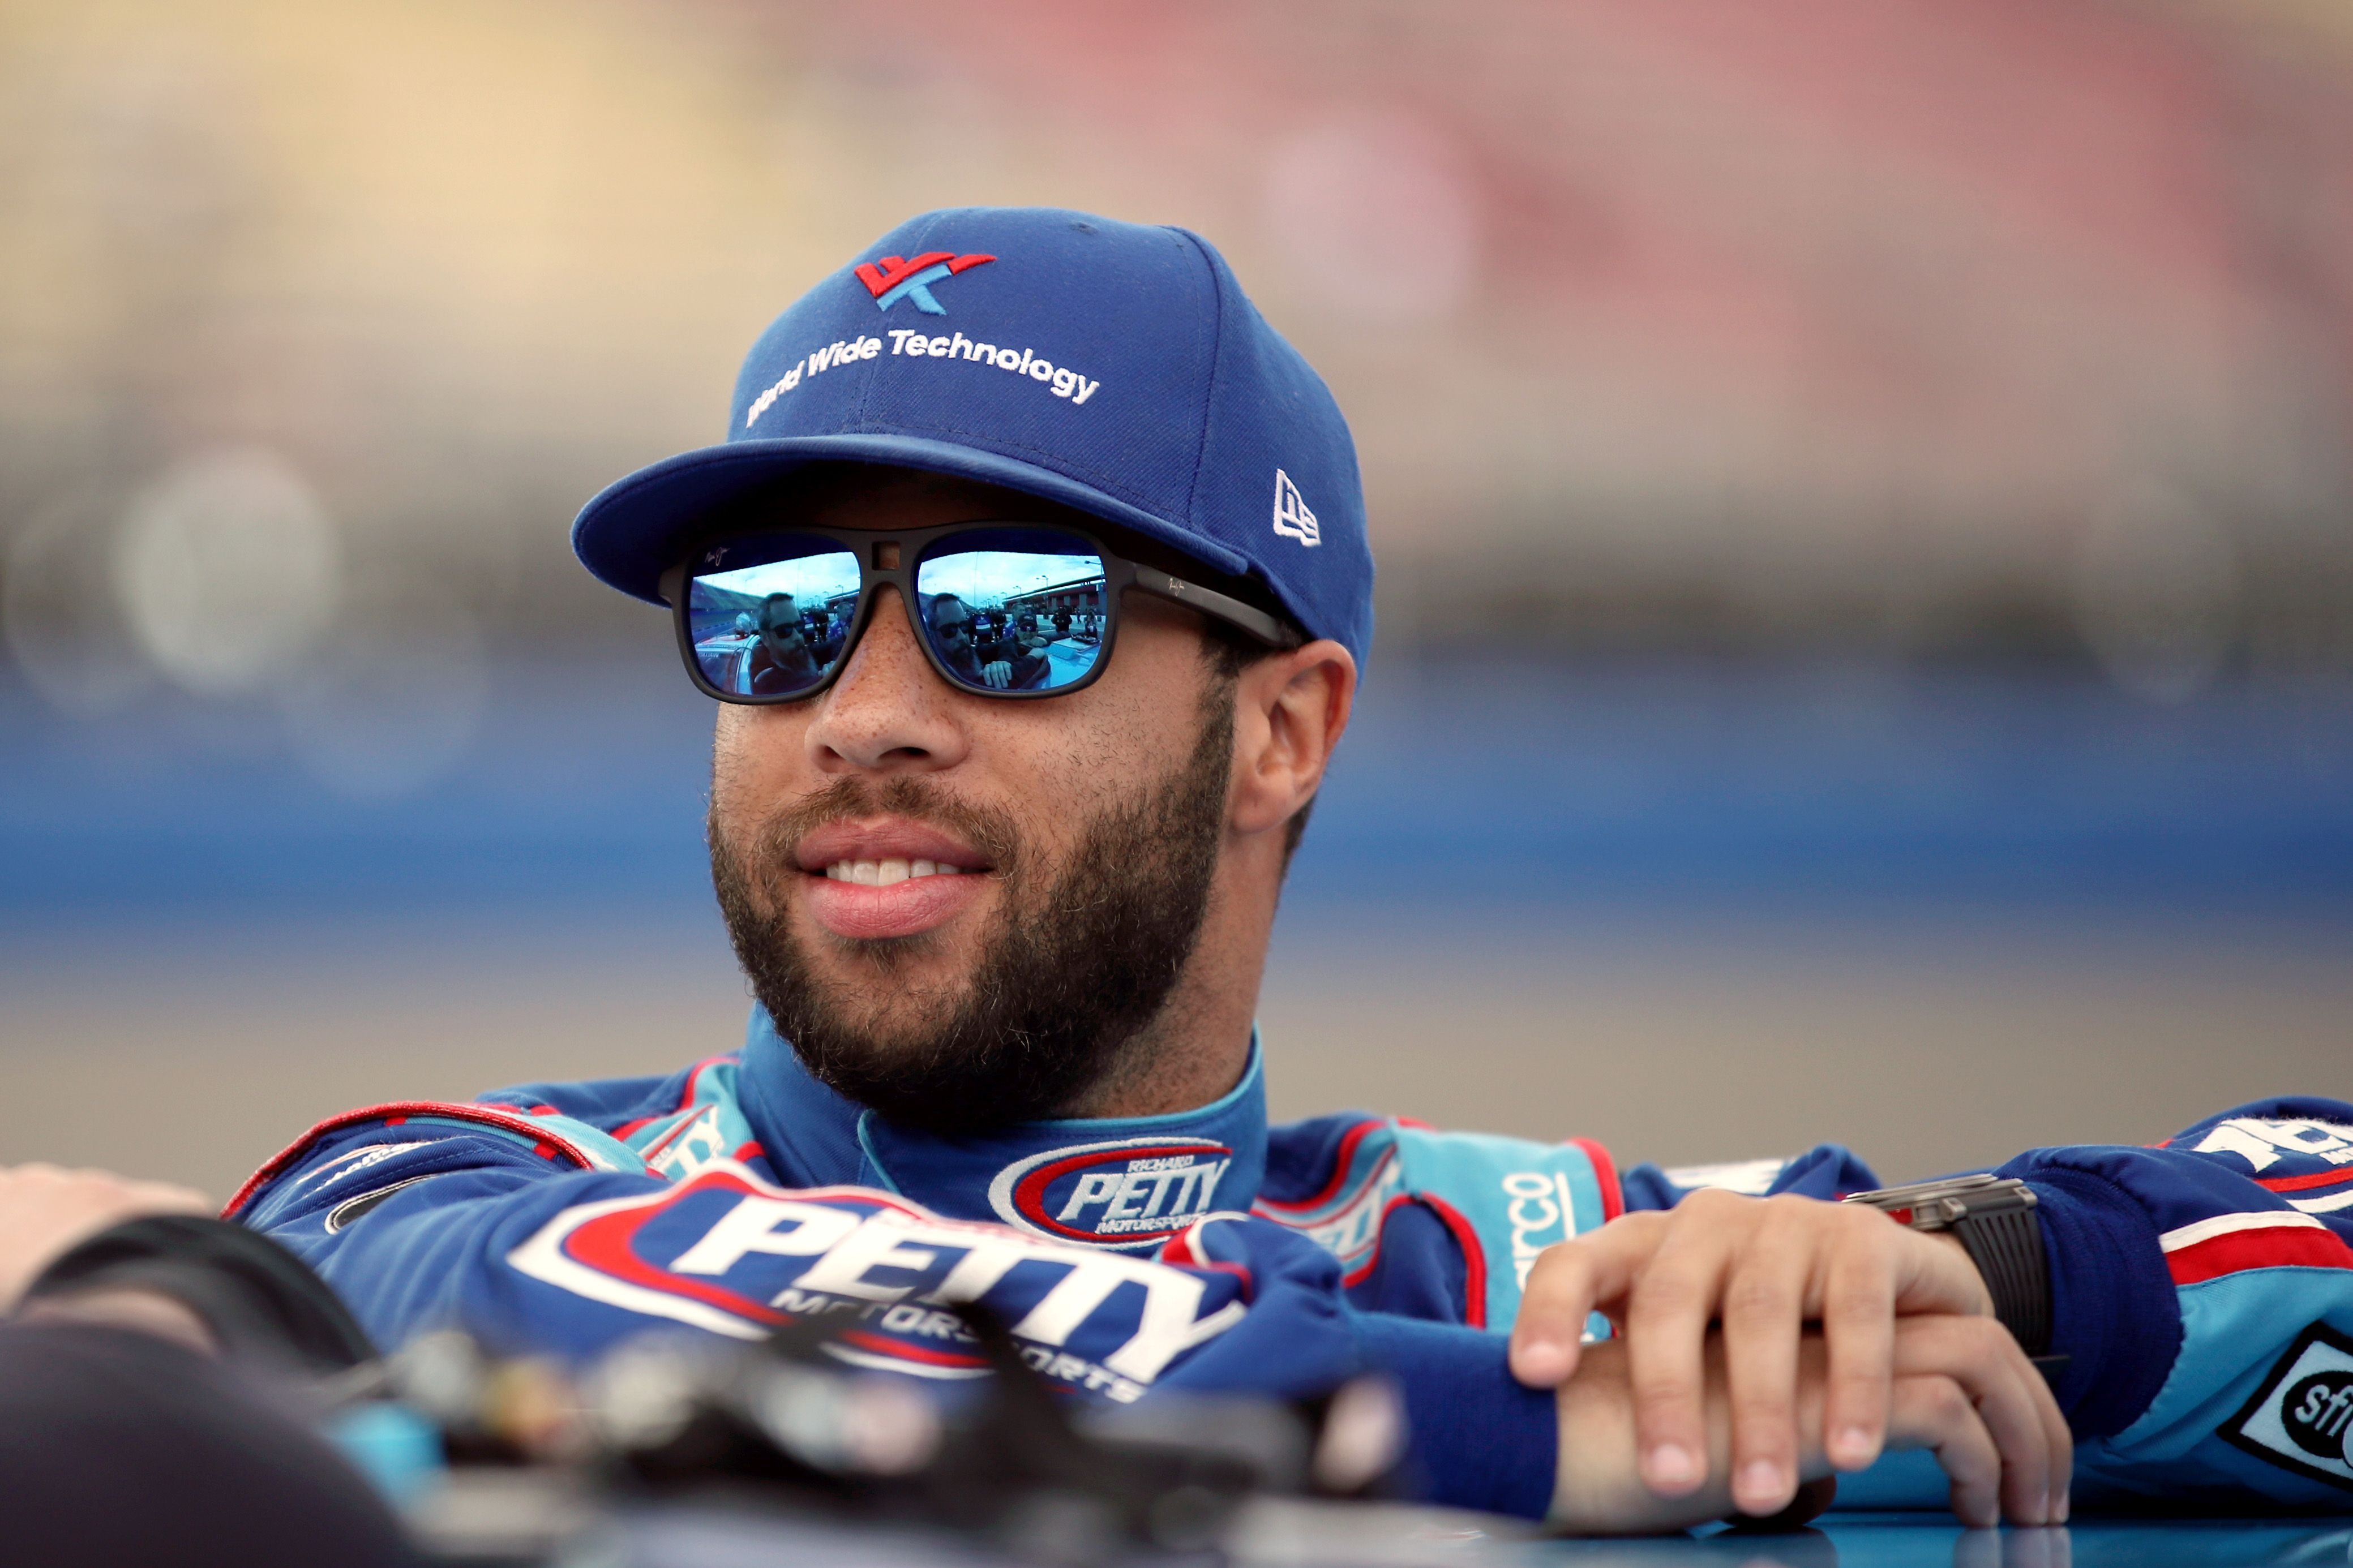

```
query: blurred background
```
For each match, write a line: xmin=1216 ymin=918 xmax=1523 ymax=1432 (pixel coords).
xmin=3 ymin=0 xmax=2349 ymax=1197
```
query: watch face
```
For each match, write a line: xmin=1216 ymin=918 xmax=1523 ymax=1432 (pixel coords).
xmin=1845 ymin=1175 xmax=2032 ymax=1226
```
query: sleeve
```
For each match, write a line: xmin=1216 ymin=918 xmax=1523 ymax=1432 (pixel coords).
xmin=1619 ymin=1143 xmax=1884 ymax=1212
xmin=229 ymin=1099 xmax=681 ymax=1359
xmin=1998 ymin=1097 xmax=2353 ymax=1510
xmin=1350 ymin=1311 xmax=1559 ymax=1517
xmin=1165 ymin=1215 xmax=1559 ymax=1519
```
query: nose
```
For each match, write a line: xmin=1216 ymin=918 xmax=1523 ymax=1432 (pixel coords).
xmin=803 ymin=586 xmax=970 ymax=775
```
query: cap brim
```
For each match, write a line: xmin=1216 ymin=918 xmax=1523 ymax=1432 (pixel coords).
xmin=572 ymin=435 xmax=1253 ymax=605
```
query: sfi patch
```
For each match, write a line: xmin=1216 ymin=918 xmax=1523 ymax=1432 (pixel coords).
xmin=2221 ymin=1320 xmax=2353 ymax=1492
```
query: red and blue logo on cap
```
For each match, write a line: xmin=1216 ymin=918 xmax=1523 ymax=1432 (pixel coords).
xmin=855 ymin=252 xmax=996 ymax=315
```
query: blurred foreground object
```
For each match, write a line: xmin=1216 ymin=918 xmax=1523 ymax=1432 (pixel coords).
xmin=0 ymin=1323 xmax=419 ymax=1567
xmin=328 ymin=1307 xmax=1413 ymax=1565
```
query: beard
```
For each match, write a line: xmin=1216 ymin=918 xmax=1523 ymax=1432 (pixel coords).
xmin=709 ymin=689 xmax=1235 ymax=1135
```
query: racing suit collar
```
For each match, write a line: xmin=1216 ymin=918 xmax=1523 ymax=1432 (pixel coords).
xmin=736 ymin=1007 xmax=1267 ymax=1253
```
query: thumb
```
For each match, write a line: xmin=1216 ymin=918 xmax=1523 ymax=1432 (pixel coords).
xmin=1891 ymin=1227 xmax=1996 ymax=1317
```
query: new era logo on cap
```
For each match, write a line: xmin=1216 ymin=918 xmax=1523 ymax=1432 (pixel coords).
xmin=1272 ymin=470 xmax=1320 ymax=548
xmin=855 ymin=252 xmax=996 ymax=315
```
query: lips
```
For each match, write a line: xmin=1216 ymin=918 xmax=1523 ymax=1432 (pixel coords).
xmin=794 ymin=818 xmax=993 ymax=941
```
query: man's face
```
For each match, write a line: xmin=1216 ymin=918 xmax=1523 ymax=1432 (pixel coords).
xmin=759 ymin=596 xmax=803 ymax=649
xmin=930 ymin=598 xmax=973 ymax=652
xmin=706 ymin=474 xmax=1237 ymax=1132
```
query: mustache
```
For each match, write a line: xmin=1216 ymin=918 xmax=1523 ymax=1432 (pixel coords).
xmin=733 ymin=774 xmax=1026 ymax=889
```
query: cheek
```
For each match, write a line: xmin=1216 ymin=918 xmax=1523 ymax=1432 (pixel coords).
xmin=710 ymin=706 xmax=805 ymax=823
xmin=1006 ymin=632 xmax=1215 ymax=819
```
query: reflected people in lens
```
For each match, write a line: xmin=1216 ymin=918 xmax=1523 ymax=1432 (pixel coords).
xmin=916 ymin=545 xmax=1107 ymax=693
xmin=688 ymin=535 xmax=1110 ymax=698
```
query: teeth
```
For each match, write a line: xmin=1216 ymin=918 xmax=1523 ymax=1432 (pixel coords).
xmin=825 ymin=859 xmax=968 ymax=883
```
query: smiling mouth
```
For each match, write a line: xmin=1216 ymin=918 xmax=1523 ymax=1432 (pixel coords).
xmin=821 ymin=859 xmax=970 ymax=886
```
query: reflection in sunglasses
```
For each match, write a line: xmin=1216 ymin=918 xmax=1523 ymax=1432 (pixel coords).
xmin=918 ymin=548 xmax=1107 ymax=694
xmin=683 ymin=535 xmax=1125 ymax=698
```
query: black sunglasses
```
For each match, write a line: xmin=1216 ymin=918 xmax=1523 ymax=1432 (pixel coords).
xmin=661 ymin=521 xmax=1287 ymax=703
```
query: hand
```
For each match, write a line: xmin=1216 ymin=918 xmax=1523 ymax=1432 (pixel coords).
xmin=1550 ymin=1317 xmax=2070 ymax=1532
xmin=0 ymin=1163 xmax=211 ymax=1311
xmin=982 ymin=660 xmax=1013 ymax=689
xmin=1511 ymin=1191 xmax=2043 ymax=1518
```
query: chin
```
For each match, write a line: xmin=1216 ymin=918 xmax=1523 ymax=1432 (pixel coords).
xmin=809 ymin=925 xmax=970 ymax=980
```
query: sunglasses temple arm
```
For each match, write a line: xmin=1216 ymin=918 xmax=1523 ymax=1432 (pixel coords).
xmin=1129 ymin=566 xmax=1289 ymax=647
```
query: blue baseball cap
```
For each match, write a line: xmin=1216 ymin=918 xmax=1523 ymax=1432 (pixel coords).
xmin=571 ymin=207 xmax=1373 ymax=665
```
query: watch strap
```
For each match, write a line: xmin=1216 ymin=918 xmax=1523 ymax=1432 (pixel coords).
xmin=1844 ymin=1176 xmax=2054 ymax=1358
xmin=1946 ymin=1201 xmax=2053 ymax=1356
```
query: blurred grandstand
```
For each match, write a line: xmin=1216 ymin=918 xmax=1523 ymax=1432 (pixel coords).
xmin=2 ymin=0 xmax=2349 ymax=1192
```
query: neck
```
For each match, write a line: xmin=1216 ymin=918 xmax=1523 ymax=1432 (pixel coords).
xmin=1058 ymin=846 xmax=1276 ymax=1120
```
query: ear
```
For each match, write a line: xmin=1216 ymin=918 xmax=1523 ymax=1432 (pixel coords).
xmin=1228 ymin=639 xmax=1357 ymax=840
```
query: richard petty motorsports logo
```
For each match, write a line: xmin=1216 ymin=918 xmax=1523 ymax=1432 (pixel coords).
xmin=508 ymin=1162 xmax=1245 ymax=1402
xmin=986 ymin=1137 xmax=1235 ymax=1251
xmin=2221 ymin=1321 xmax=2353 ymax=1492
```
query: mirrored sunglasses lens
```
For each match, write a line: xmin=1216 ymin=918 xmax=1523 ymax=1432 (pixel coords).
xmin=915 ymin=534 xmax=1107 ymax=693
xmin=685 ymin=540 xmax=859 ymax=698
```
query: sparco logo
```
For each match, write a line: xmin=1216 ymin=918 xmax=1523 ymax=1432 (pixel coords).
xmin=988 ymin=1137 xmax=1233 ymax=1248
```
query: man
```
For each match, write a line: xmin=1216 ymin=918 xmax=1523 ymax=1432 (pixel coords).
xmin=927 ymin=591 xmax=1038 ymax=691
xmin=71 ymin=209 xmax=2352 ymax=1528
xmin=748 ymin=591 xmax=821 ymax=695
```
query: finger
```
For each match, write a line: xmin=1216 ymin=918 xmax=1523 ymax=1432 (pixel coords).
xmin=1888 ymin=1372 xmax=2001 ymax=1529
xmin=1890 ymin=1225 xmax=1998 ymax=1317
xmin=1722 ymin=1200 xmax=1814 ymax=1515
xmin=1509 ymin=1214 xmax=1667 ymax=1387
xmin=2045 ymin=1365 xmax=2073 ymax=1523
xmin=1508 ymin=1244 xmax=1596 ymax=1386
xmin=2003 ymin=1340 xmax=2071 ymax=1527
xmin=1895 ymin=1316 xmax=2063 ymax=1526
xmin=1818 ymin=1209 xmax=1899 ymax=1471
xmin=2007 ymin=1327 xmax=2073 ymax=1523
xmin=1626 ymin=1195 xmax=1743 ymax=1494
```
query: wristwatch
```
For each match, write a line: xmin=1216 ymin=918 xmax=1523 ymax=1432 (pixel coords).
xmin=1842 ymin=1175 xmax=2054 ymax=1359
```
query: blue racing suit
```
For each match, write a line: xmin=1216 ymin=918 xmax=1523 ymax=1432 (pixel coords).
xmin=230 ymin=1008 xmax=2353 ymax=1518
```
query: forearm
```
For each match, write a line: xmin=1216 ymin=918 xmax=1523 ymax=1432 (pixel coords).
xmin=1550 ymin=1335 xmax=1831 ymax=1533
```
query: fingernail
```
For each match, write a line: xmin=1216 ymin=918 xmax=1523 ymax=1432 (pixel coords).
xmin=1832 ymin=1425 xmax=1874 ymax=1465
xmin=2056 ymin=1492 xmax=2070 ymax=1524
xmin=1645 ymin=1444 xmax=1698 ymax=1487
xmin=1737 ymin=1460 xmax=1784 ymax=1506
